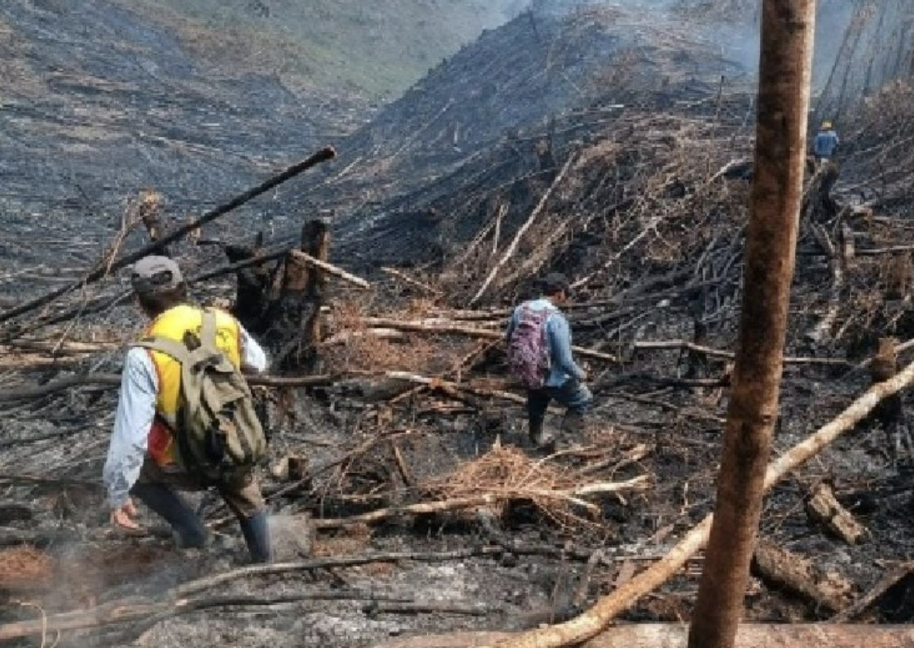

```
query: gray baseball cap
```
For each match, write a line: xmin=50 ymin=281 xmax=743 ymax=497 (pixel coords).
xmin=131 ymin=255 xmax=183 ymax=295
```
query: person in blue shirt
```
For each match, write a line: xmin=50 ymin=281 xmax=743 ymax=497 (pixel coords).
xmin=506 ymin=273 xmax=593 ymax=448
xmin=813 ymin=121 xmax=840 ymax=164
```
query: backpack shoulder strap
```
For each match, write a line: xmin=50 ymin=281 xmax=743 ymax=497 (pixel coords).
xmin=200 ymin=308 xmax=219 ymax=352
xmin=134 ymin=337 xmax=193 ymax=364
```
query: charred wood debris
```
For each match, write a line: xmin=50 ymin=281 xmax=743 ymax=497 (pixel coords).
xmin=5 ymin=5 xmax=914 ymax=647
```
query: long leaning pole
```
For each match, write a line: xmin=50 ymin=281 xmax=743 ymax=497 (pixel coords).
xmin=0 ymin=146 xmax=336 ymax=326
xmin=688 ymin=2 xmax=817 ymax=648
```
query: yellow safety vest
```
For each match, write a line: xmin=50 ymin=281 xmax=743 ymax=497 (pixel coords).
xmin=143 ymin=304 xmax=242 ymax=465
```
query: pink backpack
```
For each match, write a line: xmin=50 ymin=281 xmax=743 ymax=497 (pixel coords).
xmin=508 ymin=305 xmax=552 ymax=389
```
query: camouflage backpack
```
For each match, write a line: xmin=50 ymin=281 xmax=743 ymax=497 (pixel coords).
xmin=507 ymin=305 xmax=552 ymax=390
xmin=135 ymin=309 xmax=267 ymax=480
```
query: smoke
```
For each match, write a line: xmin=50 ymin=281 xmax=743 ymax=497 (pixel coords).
xmin=268 ymin=512 xmax=315 ymax=560
xmin=501 ymin=0 xmax=859 ymax=87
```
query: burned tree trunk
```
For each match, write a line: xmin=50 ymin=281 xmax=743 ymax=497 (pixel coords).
xmin=883 ymin=252 xmax=912 ymax=302
xmin=262 ymin=219 xmax=331 ymax=370
xmin=684 ymin=319 xmax=709 ymax=380
xmin=227 ymin=233 xmax=273 ymax=332
xmin=868 ymin=337 xmax=912 ymax=462
xmin=688 ymin=2 xmax=816 ymax=648
xmin=298 ymin=220 xmax=331 ymax=372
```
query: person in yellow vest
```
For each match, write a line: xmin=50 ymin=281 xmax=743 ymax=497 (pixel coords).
xmin=102 ymin=256 xmax=272 ymax=562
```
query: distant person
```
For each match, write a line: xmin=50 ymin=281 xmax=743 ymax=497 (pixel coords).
xmin=813 ymin=121 xmax=840 ymax=165
xmin=103 ymin=256 xmax=273 ymax=563
xmin=506 ymin=273 xmax=593 ymax=448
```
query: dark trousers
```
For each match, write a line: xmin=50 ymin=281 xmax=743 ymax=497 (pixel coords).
xmin=527 ymin=379 xmax=593 ymax=428
xmin=131 ymin=458 xmax=265 ymax=549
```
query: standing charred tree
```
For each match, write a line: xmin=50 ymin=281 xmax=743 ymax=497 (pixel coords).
xmin=294 ymin=220 xmax=331 ymax=372
xmin=688 ymin=2 xmax=816 ymax=648
xmin=227 ymin=221 xmax=331 ymax=372
xmin=260 ymin=219 xmax=331 ymax=370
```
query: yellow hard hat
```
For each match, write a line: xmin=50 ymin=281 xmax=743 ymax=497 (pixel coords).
xmin=821 ymin=121 xmax=833 ymax=130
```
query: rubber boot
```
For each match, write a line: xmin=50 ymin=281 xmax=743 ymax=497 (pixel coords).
xmin=528 ymin=418 xmax=556 ymax=450
xmin=239 ymin=511 xmax=273 ymax=563
xmin=562 ymin=411 xmax=589 ymax=436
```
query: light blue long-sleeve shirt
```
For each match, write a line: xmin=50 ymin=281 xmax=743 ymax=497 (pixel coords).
xmin=102 ymin=324 xmax=267 ymax=508
xmin=506 ymin=298 xmax=585 ymax=388
xmin=813 ymin=130 xmax=839 ymax=158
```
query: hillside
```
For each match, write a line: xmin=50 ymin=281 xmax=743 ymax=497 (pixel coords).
xmin=0 ymin=0 xmax=313 ymax=274
xmin=301 ymin=2 xmax=751 ymax=246
xmin=0 ymin=0 xmax=522 ymax=282
xmin=123 ymin=0 xmax=528 ymax=99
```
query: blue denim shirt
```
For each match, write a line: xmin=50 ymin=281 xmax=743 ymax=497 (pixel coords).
xmin=813 ymin=130 xmax=839 ymax=157
xmin=506 ymin=298 xmax=585 ymax=388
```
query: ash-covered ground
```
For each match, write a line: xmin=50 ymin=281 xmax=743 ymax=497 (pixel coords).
xmin=4 ymin=1 xmax=914 ymax=647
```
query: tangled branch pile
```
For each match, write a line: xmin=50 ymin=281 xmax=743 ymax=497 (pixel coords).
xmin=425 ymin=440 xmax=649 ymax=529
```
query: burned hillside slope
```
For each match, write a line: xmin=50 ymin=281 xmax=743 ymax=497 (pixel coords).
xmin=305 ymin=3 xmax=749 ymax=220
xmin=0 ymin=0 xmax=363 ymax=283
xmin=6 ymin=108 xmax=914 ymax=644
xmin=7 ymin=3 xmax=914 ymax=647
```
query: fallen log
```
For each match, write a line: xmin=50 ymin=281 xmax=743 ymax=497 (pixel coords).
xmin=471 ymin=355 xmax=914 ymax=648
xmin=830 ymin=561 xmax=914 ymax=622
xmin=324 ymin=329 xmax=408 ymax=345
xmin=6 ymin=340 xmax=119 ymax=354
xmin=0 ymin=353 xmax=92 ymax=371
xmin=0 ymin=526 xmax=77 ymax=547
xmin=0 ymin=474 xmax=100 ymax=489
xmin=381 ymin=267 xmax=442 ymax=296
xmin=857 ymin=244 xmax=914 ymax=256
xmin=374 ymin=625 xmax=914 ymax=648
xmin=806 ymin=223 xmax=844 ymax=345
xmin=0 ymin=549 xmax=515 ymax=641
xmin=350 ymin=324 xmax=850 ymax=368
xmin=175 ymin=547 xmax=502 ymax=598
xmin=0 ymin=590 xmax=412 ymax=642
xmin=289 ymin=249 xmax=370 ymax=289
xmin=0 ymin=146 xmax=336 ymax=327
xmin=364 ymin=601 xmax=496 ymax=617
xmin=360 ymin=318 xmax=619 ymax=363
xmin=27 ymin=287 xmax=134 ymax=333
xmin=380 ymin=371 xmax=547 ymax=409
xmin=805 ymin=483 xmax=868 ymax=545
xmin=751 ymin=540 xmax=852 ymax=614
xmin=632 ymin=339 xmax=851 ymax=367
